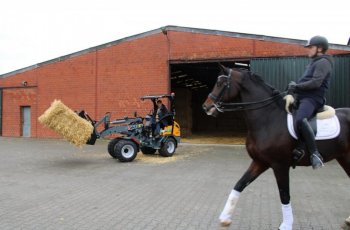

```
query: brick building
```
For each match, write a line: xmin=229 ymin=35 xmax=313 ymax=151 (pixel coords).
xmin=1 ymin=26 xmax=349 ymax=138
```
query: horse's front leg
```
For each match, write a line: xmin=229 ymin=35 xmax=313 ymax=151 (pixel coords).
xmin=273 ymin=166 xmax=293 ymax=230
xmin=219 ymin=160 xmax=268 ymax=226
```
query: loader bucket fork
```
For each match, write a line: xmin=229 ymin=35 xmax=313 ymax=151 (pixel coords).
xmin=78 ymin=110 xmax=98 ymax=145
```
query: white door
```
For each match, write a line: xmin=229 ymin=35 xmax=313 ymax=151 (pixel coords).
xmin=22 ymin=106 xmax=31 ymax=137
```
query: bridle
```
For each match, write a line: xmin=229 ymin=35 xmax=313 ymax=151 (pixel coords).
xmin=208 ymin=69 xmax=287 ymax=112
xmin=208 ymin=69 xmax=233 ymax=104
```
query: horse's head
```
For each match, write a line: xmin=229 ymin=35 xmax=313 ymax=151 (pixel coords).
xmin=202 ymin=65 xmax=243 ymax=117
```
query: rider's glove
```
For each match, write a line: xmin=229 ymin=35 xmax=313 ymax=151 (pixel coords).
xmin=287 ymin=81 xmax=297 ymax=94
xmin=283 ymin=94 xmax=295 ymax=114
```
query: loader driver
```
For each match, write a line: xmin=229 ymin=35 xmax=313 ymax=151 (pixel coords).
xmin=154 ymin=99 xmax=169 ymax=138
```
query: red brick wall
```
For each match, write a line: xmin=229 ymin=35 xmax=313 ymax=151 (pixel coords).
xmin=1 ymin=30 xmax=349 ymax=138
xmin=2 ymin=87 xmax=37 ymax=137
xmin=0 ymin=33 xmax=169 ymax=137
xmin=95 ymin=33 xmax=169 ymax=120
xmin=168 ymin=31 xmax=349 ymax=60
xmin=1 ymin=69 xmax=38 ymax=137
xmin=34 ymin=53 xmax=97 ymax=138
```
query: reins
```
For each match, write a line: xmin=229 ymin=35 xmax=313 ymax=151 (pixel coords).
xmin=212 ymin=70 xmax=287 ymax=112
xmin=214 ymin=92 xmax=286 ymax=112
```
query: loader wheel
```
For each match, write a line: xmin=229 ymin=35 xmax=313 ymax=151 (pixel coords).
xmin=141 ymin=147 xmax=157 ymax=155
xmin=114 ymin=140 xmax=138 ymax=162
xmin=107 ymin=138 xmax=120 ymax=158
xmin=159 ymin=138 xmax=176 ymax=157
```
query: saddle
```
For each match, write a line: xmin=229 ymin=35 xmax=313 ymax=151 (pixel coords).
xmin=287 ymin=105 xmax=340 ymax=140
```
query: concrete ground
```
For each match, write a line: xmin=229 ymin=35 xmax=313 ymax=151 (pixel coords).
xmin=0 ymin=137 xmax=349 ymax=230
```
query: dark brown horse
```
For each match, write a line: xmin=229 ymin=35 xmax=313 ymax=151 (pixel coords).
xmin=202 ymin=65 xmax=350 ymax=230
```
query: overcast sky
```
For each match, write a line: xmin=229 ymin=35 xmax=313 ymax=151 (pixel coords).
xmin=1 ymin=0 xmax=349 ymax=75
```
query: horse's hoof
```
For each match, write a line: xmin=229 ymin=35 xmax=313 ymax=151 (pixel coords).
xmin=341 ymin=221 xmax=350 ymax=230
xmin=220 ymin=219 xmax=232 ymax=227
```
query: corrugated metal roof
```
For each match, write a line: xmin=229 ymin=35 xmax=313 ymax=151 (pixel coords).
xmin=1 ymin=25 xmax=350 ymax=78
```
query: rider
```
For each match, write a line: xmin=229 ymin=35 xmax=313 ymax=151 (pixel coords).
xmin=154 ymin=99 xmax=169 ymax=138
xmin=287 ymin=35 xmax=334 ymax=169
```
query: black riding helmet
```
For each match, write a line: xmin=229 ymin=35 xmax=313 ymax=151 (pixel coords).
xmin=305 ymin=35 xmax=329 ymax=52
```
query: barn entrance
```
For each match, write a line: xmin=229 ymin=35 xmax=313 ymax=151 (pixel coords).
xmin=170 ymin=61 xmax=249 ymax=139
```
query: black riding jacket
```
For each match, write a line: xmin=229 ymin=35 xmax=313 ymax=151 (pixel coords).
xmin=295 ymin=55 xmax=334 ymax=104
xmin=156 ymin=104 xmax=169 ymax=120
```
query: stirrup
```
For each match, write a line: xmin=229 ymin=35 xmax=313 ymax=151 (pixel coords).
xmin=292 ymin=148 xmax=305 ymax=169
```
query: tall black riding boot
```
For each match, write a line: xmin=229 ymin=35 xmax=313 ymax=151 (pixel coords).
xmin=300 ymin=118 xmax=324 ymax=169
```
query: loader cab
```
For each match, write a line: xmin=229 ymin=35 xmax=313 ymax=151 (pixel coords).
xmin=142 ymin=93 xmax=175 ymax=122
xmin=141 ymin=93 xmax=179 ymax=137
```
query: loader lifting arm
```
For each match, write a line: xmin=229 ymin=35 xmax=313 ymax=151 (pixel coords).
xmin=78 ymin=111 xmax=143 ymax=144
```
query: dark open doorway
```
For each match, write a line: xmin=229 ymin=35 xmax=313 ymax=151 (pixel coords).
xmin=170 ymin=61 xmax=250 ymax=138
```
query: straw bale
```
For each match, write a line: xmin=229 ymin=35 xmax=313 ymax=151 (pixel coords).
xmin=38 ymin=100 xmax=94 ymax=147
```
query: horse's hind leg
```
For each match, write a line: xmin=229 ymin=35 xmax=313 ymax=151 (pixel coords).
xmin=336 ymin=156 xmax=350 ymax=177
xmin=219 ymin=160 xmax=268 ymax=226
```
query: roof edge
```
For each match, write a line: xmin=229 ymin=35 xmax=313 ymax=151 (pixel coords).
xmin=1 ymin=25 xmax=349 ymax=78
xmin=164 ymin=25 xmax=350 ymax=50
xmin=0 ymin=27 xmax=163 ymax=78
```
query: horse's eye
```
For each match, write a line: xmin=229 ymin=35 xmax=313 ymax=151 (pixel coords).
xmin=217 ymin=80 xmax=226 ymax=87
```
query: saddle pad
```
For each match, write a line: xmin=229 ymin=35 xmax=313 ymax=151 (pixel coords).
xmin=287 ymin=114 xmax=340 ymax=140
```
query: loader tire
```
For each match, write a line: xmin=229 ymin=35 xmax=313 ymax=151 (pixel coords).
xmin=114 ymin=139 xmax=138 ymax=162
xmin=159 ymin=137 xmax=176 ymax=157
xmin=107 ymin=138 xmax=120 ymax=158
xmin=141 ymin=147 xmax=157 ymax=155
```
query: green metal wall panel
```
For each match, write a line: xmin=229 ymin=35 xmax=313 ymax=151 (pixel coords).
xmin=330 ymin=55 xmax=350 ymax=107
xmin=251 ymin=55 xmax=350 ymax=107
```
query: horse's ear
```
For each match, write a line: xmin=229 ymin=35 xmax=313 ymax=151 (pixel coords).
xmin=218 ymin=63 xmax=228 ymax=74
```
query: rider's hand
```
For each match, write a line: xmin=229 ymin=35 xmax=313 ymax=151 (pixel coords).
xmin=287 ymin=81 xmax=297 ymax=94
xmin=283 ymin=94 xmax=295 ymax=114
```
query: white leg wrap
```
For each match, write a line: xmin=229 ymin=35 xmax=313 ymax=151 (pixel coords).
xmin=342 ymin=216 xmax=350 ymax=230
xmin=219 ymin=190 xmax=240 ymax=225
xmin=346 ymin=216 xmax=350 ymax=223
xmin=279 ymin=203 xmax=293 ymax=230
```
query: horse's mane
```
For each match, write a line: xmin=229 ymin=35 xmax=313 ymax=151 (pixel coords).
xmin=242 ymin=70 xmax=280 ymax=94
xmin=240 ymin=70 xmax=286 ymax=110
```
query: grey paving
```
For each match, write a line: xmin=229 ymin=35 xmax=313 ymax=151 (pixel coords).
xmin=0 ymin=137 xmax=349 ymax=230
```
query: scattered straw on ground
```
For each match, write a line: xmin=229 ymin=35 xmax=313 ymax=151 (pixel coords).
xmin=181 ymin=133 xmax=246 ymax=145
xmin=84 ymin=132 xmax=243 ymax=164
xmin=136 ymin=153 xmax=182 ymax=164
xmin=38 ymin=100 xmax=94 ymax=147
xmin=96 ymin=132 xmax=246 ymax=164
xmin=135 ymin=146 xmax=203 ymax=164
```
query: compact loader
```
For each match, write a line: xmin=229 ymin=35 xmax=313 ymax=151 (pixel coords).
xmin=79 ymin=94 xmax=180 ymax=162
